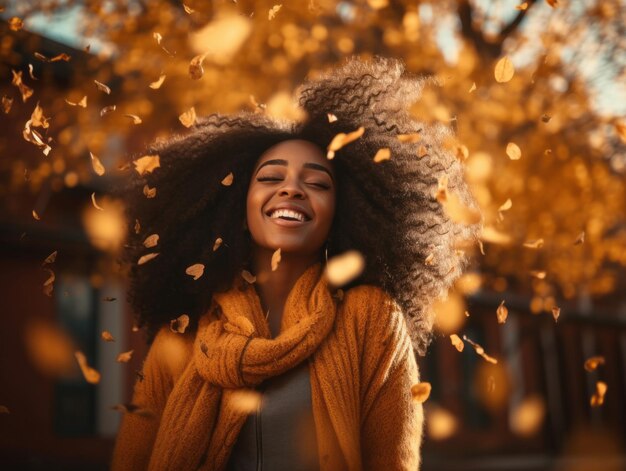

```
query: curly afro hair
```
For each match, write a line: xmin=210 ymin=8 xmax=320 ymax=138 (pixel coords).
xmin=117 ymin=56 xmax=481 ymax=355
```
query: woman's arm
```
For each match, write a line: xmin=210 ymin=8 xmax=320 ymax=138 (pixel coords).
xmin=357 ymin=287 xmax=424 ymax=471
xmin=110 ymin=327 xmax=189 ymax=471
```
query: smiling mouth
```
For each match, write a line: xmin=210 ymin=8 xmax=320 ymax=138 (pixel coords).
xmin=265 ymin=208 xmax=312 ymax=222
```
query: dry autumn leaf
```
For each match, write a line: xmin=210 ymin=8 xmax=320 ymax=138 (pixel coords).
xmin=397 ymin=133 xmax=421 ymax=143
xmin=11 ymin=70 xmax=33 ymax=102
xmin=124 ymin=114 xmax=142 ymax=125
xmin=138 ymin=253 xmax=159 ymax=265
xmin=149 ymin=74 xmax=166 ymax=89
xmin=91 ymin=192 xmax=104 ymax=211
xmin=116 ymin=350 xmax=134 ymax=363
xmin=469 ymin=82 xmax=477 ymax=93
xmin=498 ymin=198 xmax=513 ymax=212
xmin=584 ymin=356 xmax=605 ymax=372
xmin=9 ymin=17 xmax=24 ymax=31
xmin=523 ymin=238 xmax=544 ymax=249
xmin=221 ymin=172 xmax=234 ymax=186
xmin=411 ymin=382 xmax=432 ymax=403
xmin=170 ymin=314 xmax=190 ymax=334
xmin=494 ymin=56 xmax=515 ymax=83
xmin=574 ymin=231 xmax=585 ymax=245
xmin=179 ymin=107 xmax=196 ymax=127
xmin=100 ymin=105 xmax=116 ymax=117
xmin=133 ymin=154 xmax=160 ymax=175
xmin=2 ymin=96 xmax=13 ymax=114
xmin=450 ymin=334 xmax=464 ymax=352
xmin=424 ymin=253 xmax=435 ymax=266
xmin=325 ymin=250 xmax=365 ymax=286
xmin=101 ymin=331 xmax=115 ymax=342
xmin=551 ymin=306 xmax=561 ymax=322
xmin=327 ymin=127 xmax=365 ymax=159
xmin=590 ymin=381 xmax=607 ymax=407
xmin=186 ymin=263 xmax=205 ymax=280
xmin=43 ymin=268 xmax=55 ymax=297
xmin=373 ymin=148 xmax=391 ymax=163
xmin=90 ymin=152 xmax=105 ymax=176
xmin=327 ymin=113 xmax=338 ymax=123
xmin=530 ymin=270 xmax=546 ymax=279
xmin=43 ymin=250 xmax=58 ymax=265
xmin=271 ymin=248 xmax=281 ymax=271
xmin=66 ymin=96 xmax=87 ymax=107
xmin=183 ymin=4 xmax=195 ymax=14
xmin=75 ymin=351 xmax=101 ymax=384
xmin=506 ymin=142 xmax=522 ymax=160
xmin=189 ymin=54 xmax=206 ymax=80
xmin=268 ymin=4 xmax=282 ymax=20
xmin=213 ymin=237 xmax=223 ymax=251
xmin=32 ymin=209 xmax=40 ymax=220
xmin=496 ymin=300 xmax=508 ymax=324
xmin=230 ymin=389 xmax=263 ymax=414
xmin=463 ymin=335 xmax=498 ymax=364
xmin=94 ymin=79 xmax=111 ymax=95
xmin=143 ymin=234 xmax=159 ymax=248
xmin=242 ymin=270 xmax=256 ymax=283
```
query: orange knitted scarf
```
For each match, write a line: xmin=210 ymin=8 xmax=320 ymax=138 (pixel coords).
xmin=147 ymin=262 xmax=337 ymax=470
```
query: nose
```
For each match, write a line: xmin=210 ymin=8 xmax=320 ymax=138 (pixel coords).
xmin=278 ymin=179 xmax=305 ymax=199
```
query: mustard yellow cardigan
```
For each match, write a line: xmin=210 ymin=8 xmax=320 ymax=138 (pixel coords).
xmin=111 ymin=284 xmax=424 ymax=470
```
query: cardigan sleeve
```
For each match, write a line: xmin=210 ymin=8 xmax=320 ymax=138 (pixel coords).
xmin=110 ymin=327 xmax=190 ymax=471
xmin=357 ymin=287 xmax=424 ymax=471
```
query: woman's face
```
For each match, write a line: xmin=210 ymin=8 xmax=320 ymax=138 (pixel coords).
xmin=246 ymin=139 xmax=336 ymax=257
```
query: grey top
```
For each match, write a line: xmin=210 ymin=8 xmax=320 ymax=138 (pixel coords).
xmin=225 ymin=360 xmax=319 ymax=471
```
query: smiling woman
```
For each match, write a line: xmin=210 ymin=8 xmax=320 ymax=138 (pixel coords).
xmin=111 ymin=56 xmax=481 ymax=471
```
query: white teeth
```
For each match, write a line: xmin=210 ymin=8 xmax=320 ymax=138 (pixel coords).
xmin=269 ymin=209 xmax=307 ymax=222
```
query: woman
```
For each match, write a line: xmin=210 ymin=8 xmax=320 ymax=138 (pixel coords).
xmin=111 ymin=57 xmax=480 ymax=470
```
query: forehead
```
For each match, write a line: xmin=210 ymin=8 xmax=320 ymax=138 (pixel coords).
xmin=255 ymin=139 xmax=330 ymax=170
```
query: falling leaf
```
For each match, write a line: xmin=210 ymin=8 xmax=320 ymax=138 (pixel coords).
xmin=436 ymin=175 xmax=481 ymax=225
xmin=153 ymin=32 xmax=163 ymax=44
xmin=242 ymin=270 xmax=256 ymax=283
xmin=43 ymin=250 xmax=58 ymax=265
xmin=523 ymin=238 xmax=544 ymax=249
xmin=32 ymin=210 xmax=40 ymax=220
xmin=510 ymin=395 xmax=545 ymax=436
xmin=515 ymin=2 xmax=529 ymax=10
xmin=189 ymin=54 xmax=206 ymax=80
xmin=325 ymin=250 xmax=365 ymax=286
xmin=551 ymin=306 xmax=561 ymax=322
xmin=424 ymin=253 xmax=435 ymax=266
xmin=116 ymin=350 xmax=134 ymax=363
xmin=327 ymin=113 xmax=338 ymax=123
xmin=134 ymin=219 xmax=141 ymax=234
xmin=584 ymin=356 xmax=605 ymax=372
xmin=143 ymin=234 xmax=159 ymax=248
xmin=498 ymin=198 xmax=513 ymax=212
xmin=51 ymin=53 xmax=71 ymax=62
xmin=230 ymin=389 xmax=263 ymax=414
xmin=2 ymin=96 xmax=13 ymax=114
xmin=614 ymin=121 xmax=626 ymax=143
xmin=91 ymin=192 xmax=104 ymax=210
xmin=530 ymin=270 xmax=546 ymax=279
xmin=94 ymin=79 xmax=111 ymax=95
xmin=494 ymin=56 xmax=515 ymax=83
xmin=101 ymin=331 xmax=115 ymax=342
xmin=9 ymin=17 xmax=24 ymax=31
xmin=90 ymin=152 xmax=105 ymax=176
xmin=411 ymin=382 xmax=432 ymax=403
xmin=149 ymin=74 xmax=166 ymax=89
xmin=124 ymin=114 xmax=142 ymax=124
xmin=268 ymin=4 xmax=282 ymax=20
xmin=31 ymin=103 xmax=49 ymax=128
xmin=75 ymin=351 xmax=101 ymax=384
xmin=65 ymin=96 xmax=87 ymax=107
xmin=327 ymin=126 xmax=365 ymax=159
xmin=541 ymin=114 xmax=552 ymax=123
xmin=496 ymin=300 xmax=508 ymax=324
xmin=100 ymin=105 xmax=116 ymax=117
xmin=463 ymin=335 xmax=498 ymax=364
xmin=506 ymin=142 xmax=522 ymax=160
xmin=397 ymin=133 xmax=421 ymax=143
xmin=186 ymin=263 xmax=205 ymax=280
xmin=469 ymin=82 xmax=476 ymax=93
xmin=590 ymin=381 xmax=607 ymax=407
xmin=271 ymin=248 xmax=281 ymax=271
xmin=367 ymin=0 xmax=389 ymax=9
xmin=43 ymin=268 xmax=55 ymax=297
xmin=417 ymin=145 xmax=428 ymax=158
xmin=28 ymin=64 xmax=38 ymax=80
xmin=138 ymin=253 xmax=159 ymax=265
xmin=11 ymin=70 xmax=33 ymax=102
xmin=213 ymin=237 xmax=223 ymax=251
xmin=170 ymin=314 xmax=190 ymax=333
xmin=574 ymin=231 xmax=585 ymax=245
xmin=221 ymin=172 xmax=234 ymax=186
xmin=143 ymin=185 xmax=157 ymax=198
xmin=179 ymin=106 xmax=196 ymax=127
xmin=183 ymin=4 xmax=195 ymax=14
xmin=373 ymin=148 xmax=391 ymax=163
xmin=450 ymin=334 xmax=464 ymax=352
xmin=546 ymin=0 xmax=558 ymax=8
xmin=133 ymin=155 xmax=160 ymax=175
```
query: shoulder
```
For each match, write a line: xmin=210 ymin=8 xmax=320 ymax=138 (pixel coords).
xmin=147 ymin=325 xmax=195 ymax=381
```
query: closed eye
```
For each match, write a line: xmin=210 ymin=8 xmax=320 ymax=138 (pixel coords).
xmin=257 ymin=177 xmax=330 ymax=189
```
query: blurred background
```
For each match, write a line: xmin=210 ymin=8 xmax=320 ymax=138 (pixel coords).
xmin=1 ymin=0 xmax=625 ymax=470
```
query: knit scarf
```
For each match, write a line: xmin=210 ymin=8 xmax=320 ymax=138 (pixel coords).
xmin=148 ymin=261 xmax=337 ymax=471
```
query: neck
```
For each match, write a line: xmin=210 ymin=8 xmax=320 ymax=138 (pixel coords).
xmin=250 ymin=245 xmax=322 ymax=337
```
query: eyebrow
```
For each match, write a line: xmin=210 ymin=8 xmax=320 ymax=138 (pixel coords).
xmin=255 ymin=158 xmax=334 ymax=182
